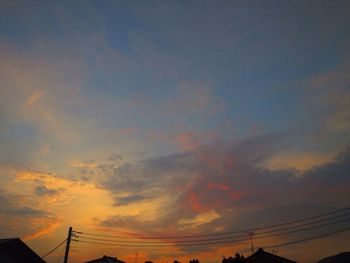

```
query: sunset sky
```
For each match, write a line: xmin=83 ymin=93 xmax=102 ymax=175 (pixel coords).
xmin=0 ymin=1 xmax=350 ymax=263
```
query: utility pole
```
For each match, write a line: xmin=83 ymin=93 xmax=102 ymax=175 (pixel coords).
xmin=64 ymin=227 xmax=72 ymax=263
xmin=248 ymin=232 xmax=254 ymax=253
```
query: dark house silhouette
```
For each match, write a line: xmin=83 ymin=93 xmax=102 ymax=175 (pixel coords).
xmin=317 ymin=252 xmax=350 ymax=263
xmin=245 ymin=248 xmax=296 ymax=263
xmin=85 ymin=255 xmax=126 ymax=263
xmin=0 ymin=238 xmax=45 ymax=263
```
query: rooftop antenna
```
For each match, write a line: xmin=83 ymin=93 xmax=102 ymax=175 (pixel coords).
xmin=248 ymin=232 xmax=254 ymax=253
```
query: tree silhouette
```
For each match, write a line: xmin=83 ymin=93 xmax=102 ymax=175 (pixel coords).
xmin=222 ymin=253 xmax=244 ymax=263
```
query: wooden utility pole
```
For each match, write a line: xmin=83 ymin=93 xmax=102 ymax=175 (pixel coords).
xmin=64 ymin=227 xmax=72 ymax=263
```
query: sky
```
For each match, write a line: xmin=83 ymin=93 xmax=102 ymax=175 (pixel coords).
xmin=0 ymin=1 xmax=350 ymax=262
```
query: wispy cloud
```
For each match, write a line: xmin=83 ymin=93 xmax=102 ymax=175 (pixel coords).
xmin=25 ymin=90 xmax=45 ymax=108
xmin=22 ymin=219 xmax=61 ymax=241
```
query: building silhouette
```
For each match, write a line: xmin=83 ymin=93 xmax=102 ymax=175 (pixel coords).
xmin=85 ymin=255 xmax=126 ymax=263
xmin=245 ymin=248 xmax=296 ymax=263
xmin=0 ymin=238 xmax=45 ymax=263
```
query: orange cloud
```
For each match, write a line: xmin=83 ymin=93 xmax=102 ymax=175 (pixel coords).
xmin=25 ymin=90 xmax=45 ymax=107
xmin=22 ymin=220 xmax=61 ymax=241
xmin=262 ymin=152 xmax=334 ymax=171
xmin=13 ymin=170 xmax=116 ymax=229
xmin=178 ymin=210 xmax=220 ymax=228
xmin=70 ymin=160 xmax=98 ymax=169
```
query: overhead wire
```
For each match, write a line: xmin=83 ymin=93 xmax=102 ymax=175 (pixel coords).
xmin=55 ymin=240 xmax=66 ymax=263
xmin=247 ymin=211 xmax=350 ymax=235
xmin=69 ymin=206 xmax=350 ymax=253
xmin=72 ymin=226 xmax=350 ymax=249
xmin=73 ymin=207 xmax=350 ymax=240
xmin=74 ymin=239 xmax=243 ymax=247
xmin=73 ymin=216 xmax=350 ymax=245
xmin=263 ymin=226 xmax=350 ymax=249
xmin=41 ymin=238 xmax=67 ymax=259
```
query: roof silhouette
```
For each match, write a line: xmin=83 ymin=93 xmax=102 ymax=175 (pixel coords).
xmin=317 ymin=252 xmax=350 ymax=263
xmin=85 ymin=255 xmax=126 ymax=263
xmin=245 ymin=248 xmax=297 ymax=263
xmin=0 ymin=238 xmax=45 ymax=263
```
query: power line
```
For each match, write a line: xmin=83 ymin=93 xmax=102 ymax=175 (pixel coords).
xmin=70 ymin=243 xmax=218 ymax=251
xmin=252 ymin=211 xmax=350 ymax=235
xmin=73 ymin=207 xmax=350 ymax=240
xmin=74 ymin=239 xmax=244 ymax=247
xmin=73 ymin=217 xmax=350 ymax=247
xmin=74 ymin=207 xmax=350 ymax=239
xmin=263 ymin=226 xmax=350 ymax=249
xmin=70 ymin=207 xmax=350 ymax=249
xmin=73 ymin=226 xmax=350 ymax=249
xmin=74 ymin=235 xmax=245 ymax=246
xmin=41 ymin=238 xmax=67 ymax=259
xmin=75 ymin=216 xmax=350 ymax=245
xmin=74 ymin=212 xmax=350 ymax=244
xmin=55 ymin=241 xmax=66 ymax=263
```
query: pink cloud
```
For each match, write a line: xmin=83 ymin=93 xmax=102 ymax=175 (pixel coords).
xmin=187 ymin=192 xmax=209 ymax=213
xmin=174 ymin=131 xmax=220 ymax=151
xmin=174 ymin=132 xmax=200 ymax=151
xmin=207 ymin=182 xmax=230 ymax=191
xmin=229 ymin=190 xmax=246 ymax=201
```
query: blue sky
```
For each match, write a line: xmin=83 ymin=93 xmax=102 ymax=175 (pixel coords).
xmin=0 ymin=1 xmax=350 ymax=262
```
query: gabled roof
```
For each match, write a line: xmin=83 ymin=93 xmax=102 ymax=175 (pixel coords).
xmin=0 ymin=238 xmax=46 ymax=263
xmin=85 ymin=255 xmax=126 ymax=263
xmin=245 ymin=248 xmax=296 ymax=263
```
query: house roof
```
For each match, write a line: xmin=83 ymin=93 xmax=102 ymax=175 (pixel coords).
xmin=85 ymin=255 xmax=126 ymax=263
xmin=245 ymin=248 xmax=297 ymax=263
xmin=317 ymin=252 xmax=350 ymax=263
xmin=0 ymin=238 xmax=46 ymax=263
